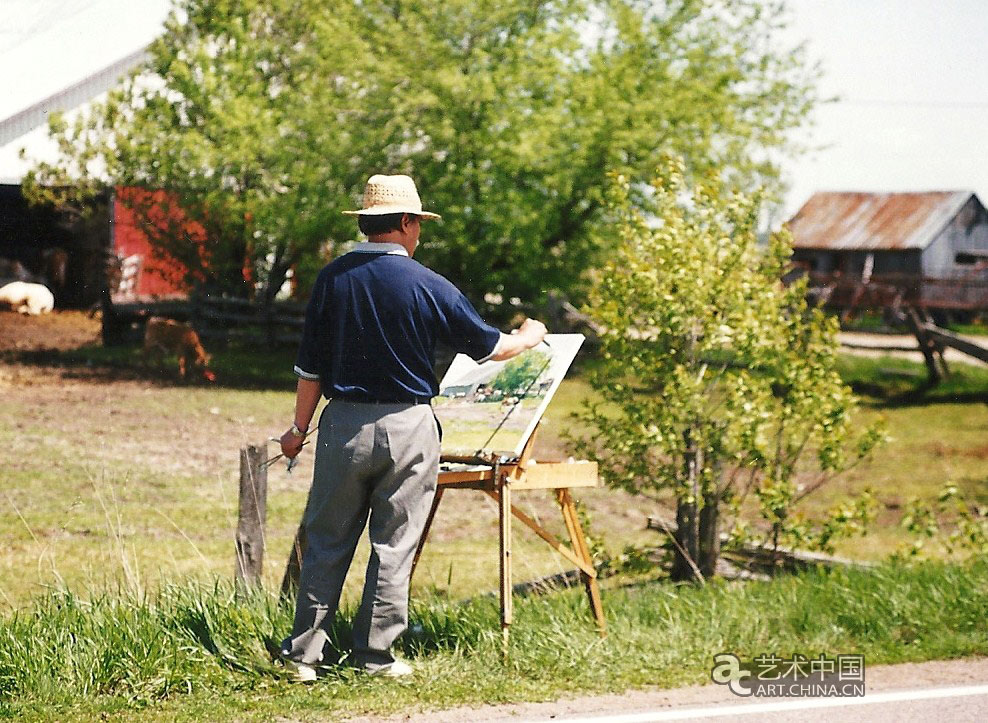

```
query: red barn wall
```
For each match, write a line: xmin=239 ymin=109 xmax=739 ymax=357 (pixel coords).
xmin=112 ymin=187 xmax=201 ymax=299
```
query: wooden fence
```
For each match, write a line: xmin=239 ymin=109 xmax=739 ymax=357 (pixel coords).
xmin=806 ymin=272 xmax=988 ymax=312
xmin=102 ymin=294 xmax=306 ymax=346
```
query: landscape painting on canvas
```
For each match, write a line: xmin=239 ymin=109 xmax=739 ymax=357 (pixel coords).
xmin=434 ymin=334 xmax=585 ymax=457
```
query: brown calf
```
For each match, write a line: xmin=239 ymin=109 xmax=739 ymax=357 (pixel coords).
xmin=142 ymin=317 xmax=216 ymax=382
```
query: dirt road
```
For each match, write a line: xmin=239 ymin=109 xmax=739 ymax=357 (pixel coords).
xmin=359 ymin=657 xmax=988 ymax=722
xmin=838 ymin=331 xmax=988 ymax=368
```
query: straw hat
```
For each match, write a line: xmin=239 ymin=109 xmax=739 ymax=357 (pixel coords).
xmin=343 ymin=174 xmax=441 ymax=220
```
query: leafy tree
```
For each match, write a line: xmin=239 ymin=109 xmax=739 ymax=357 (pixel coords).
xmin=26 ymin=0 xmax=818 ymax=308
xmin=402 ymin=0 xmax=820 ymax=309
xmin=572 ymin=160 xmax=883 ymax=581
xmin=491 ymin=349 xmax=551 ymax=394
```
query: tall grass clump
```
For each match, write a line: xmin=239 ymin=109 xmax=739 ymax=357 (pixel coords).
xmin=2 ymin=562 xmax=987 ymax=720
xmin=0 ymin=582 xmax=286 ymax=711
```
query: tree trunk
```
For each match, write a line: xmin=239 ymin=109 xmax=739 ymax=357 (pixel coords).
xmin=698 ymin=486 xmax=721 ymax=579
xmin=671 ymin=428 xmax=702 ymax=582
xmin=670 ymin=496 xmax=697 ymax=581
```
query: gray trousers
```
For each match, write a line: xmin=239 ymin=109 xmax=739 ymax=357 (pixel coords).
xmin=281 ymin=400 xmax=439 ymax=670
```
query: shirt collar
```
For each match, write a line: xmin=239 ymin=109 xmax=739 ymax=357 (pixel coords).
xmin=350 ymin=242 xmax=408 ymax=256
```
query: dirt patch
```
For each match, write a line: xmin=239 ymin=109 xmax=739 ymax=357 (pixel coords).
xmin=0 ymin=309 xmax=101 ymax=352
xmin=929 ymin=441 xmax=988 ymax=460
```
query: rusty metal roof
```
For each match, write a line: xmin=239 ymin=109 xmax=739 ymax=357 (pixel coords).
xmin=786 ymin=191 xmax=975 ymax=251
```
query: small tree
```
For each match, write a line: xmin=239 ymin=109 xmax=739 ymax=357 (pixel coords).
xmin=573 ymin=160 xmax=883 ymax=581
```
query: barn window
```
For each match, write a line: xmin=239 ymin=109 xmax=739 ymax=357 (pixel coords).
xmin=956 ymin=252 xmax=982 ymax=265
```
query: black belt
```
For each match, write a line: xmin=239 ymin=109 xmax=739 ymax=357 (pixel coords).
xmin=333 ymin=395 xmax=430 ymax=405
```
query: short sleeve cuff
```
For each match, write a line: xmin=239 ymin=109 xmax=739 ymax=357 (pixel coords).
xmin=475 ymin=332 xmax=508 ymax=364
xmin=294 ymin=365 xmax=320 ymax=380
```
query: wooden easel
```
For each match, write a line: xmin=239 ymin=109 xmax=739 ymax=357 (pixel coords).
xmin=281 ymin=422 xmax=606 ymax=650
xmin=411 ymin=422 xmax=606 ymax=648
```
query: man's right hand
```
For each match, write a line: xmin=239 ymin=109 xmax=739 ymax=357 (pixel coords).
xmin=492 ymin=317 xmax=548 ymax=361
xmin=516 ymin=318 xmax=547 ymax=346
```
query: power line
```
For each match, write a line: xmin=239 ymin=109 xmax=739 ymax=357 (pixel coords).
xmin=837 ymin=98 xmax=988 ymax=110
xmin=0 ymin=0 xmax=102 ymax=55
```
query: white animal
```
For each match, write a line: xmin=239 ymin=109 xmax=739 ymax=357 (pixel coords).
xmin=0 ymin=281 xmax=55 ymax=315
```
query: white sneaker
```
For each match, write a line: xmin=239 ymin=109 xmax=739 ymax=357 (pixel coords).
xmin=369 ymin=660 xmax=413 ymax=678
xmin=285 ymin=661 xmax=318 ymax=683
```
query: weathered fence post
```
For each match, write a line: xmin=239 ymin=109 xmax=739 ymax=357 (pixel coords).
xmin=905 ymin=307 xmax=947 ymax=385
xmin=235 ymin=442 xmax=268 ymax=586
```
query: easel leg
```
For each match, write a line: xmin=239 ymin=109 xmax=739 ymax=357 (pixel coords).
xmin=410 ymin=487 xmax=445 ymax=583
xmin=499 ymin=482 xmax=513 ymax=656
xmin=556 ymin=489 xmax=606 ymax=636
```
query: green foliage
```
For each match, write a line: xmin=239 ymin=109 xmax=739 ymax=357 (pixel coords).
xmin=899 ymin=484 xmax=988 ymax=560
xmin=741 ymin=488 xmax=880 ymax=555
xmin=491 ymin=349 xmax=550 ymax=394
xmin=573 ymin=499 xmax=609 ymax=567
xmin=572 ymin=160 xmax=884 ymax=567
xmin=25 ymin=0 xmax=819 ymax=306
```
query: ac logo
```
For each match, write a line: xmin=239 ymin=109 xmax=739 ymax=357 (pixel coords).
xmin=710 ymin=653 xmax=752 ymax=696
xmin=711 ymin=652 xmax=865 ymax=698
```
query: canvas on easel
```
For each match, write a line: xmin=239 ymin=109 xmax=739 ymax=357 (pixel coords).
xmin=434 ymin=333 xmax=584 ymax=456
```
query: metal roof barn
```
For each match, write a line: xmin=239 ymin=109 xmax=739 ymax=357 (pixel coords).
xmin=786 ymin=191 xmax=988 ymax=313
xmin=787 ymin=191 xmax=974 ymax=251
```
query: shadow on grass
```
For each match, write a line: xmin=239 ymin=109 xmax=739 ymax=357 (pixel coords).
xmin=849 ymin=379 xmax=988 ymax=408
xmin=882 ymin=389 xmax=988 ymax=408
xmin=1 ymin=341 xmax=299 ymax=390
xmin=839 ymin=355 xmax=988 ymax=408
xmin=249 ymin=596 xmax=496 ymax=678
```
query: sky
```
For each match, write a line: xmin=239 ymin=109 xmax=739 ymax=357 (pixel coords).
xmin=781 ymin=0 xmax=988 ymax=215
xmin=1 ymin=0 xmax=986 ymax=218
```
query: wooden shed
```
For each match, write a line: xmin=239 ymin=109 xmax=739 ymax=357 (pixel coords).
xmin=787 ymin=191 xmax=988 ymax=311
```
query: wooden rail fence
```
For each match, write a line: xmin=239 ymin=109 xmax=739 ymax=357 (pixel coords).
xmin=102 ymin=294 xmax=306 ymax=346
xmin=806 ymin=272 xmax=988 ymax=312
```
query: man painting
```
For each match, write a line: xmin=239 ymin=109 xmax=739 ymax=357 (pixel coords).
xmin=279 ymin=174 xmax=546 ymax=681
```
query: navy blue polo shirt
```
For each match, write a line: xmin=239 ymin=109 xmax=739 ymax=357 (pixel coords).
xmin=294 ymin=243 xmax=502 ymax=402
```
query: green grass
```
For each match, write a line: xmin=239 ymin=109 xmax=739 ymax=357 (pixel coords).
xmin=2 ymin=345 xmax=986 ymax=603
xmin=4 ymin=328 xmax=988 ymax=718
xmin=1 ymin=561 xmax=986 ymax=720
xmin=774 ymin=355 xmax=988 ymax=558
xmin=840 ymin=313 xmax=987 ymax=338
xmin=945 ymin=321 xmax=988 ymax=337
xmin=840 ymin=312 xmax=893 ymax=334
